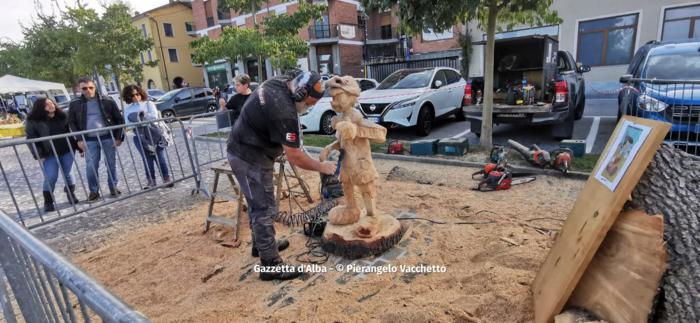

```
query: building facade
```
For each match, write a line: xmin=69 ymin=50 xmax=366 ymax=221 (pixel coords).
xmin=466 ymin=0 xmax=699 ymax=97
xmin=132 ymin=1 xmax=204 ymax=92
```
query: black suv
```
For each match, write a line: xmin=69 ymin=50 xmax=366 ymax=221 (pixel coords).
xmin=155 ymin=87 xmax=218 ymax=119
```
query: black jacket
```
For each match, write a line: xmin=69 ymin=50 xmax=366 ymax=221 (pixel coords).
xmin=68 ymin=95 xmax=125 ymax=141
xmin=25 ymin=116 xmax=79 ymax=159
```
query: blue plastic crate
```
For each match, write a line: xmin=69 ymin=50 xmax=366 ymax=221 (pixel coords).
xmin=410 ymin=139 xmax=439 ymax=156
xmin=438 ymin=137 xmax=469 ymax=156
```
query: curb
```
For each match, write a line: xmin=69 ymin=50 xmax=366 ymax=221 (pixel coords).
xmin=193 ymin=136 xmax=590 ymax=180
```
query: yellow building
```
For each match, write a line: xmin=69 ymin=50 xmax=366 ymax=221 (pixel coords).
xmin=132 ymin=1 xmax=204 ymax=91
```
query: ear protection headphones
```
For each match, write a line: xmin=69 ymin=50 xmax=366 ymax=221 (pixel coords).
xmin=292 ymin=71 xmax=322 ymax=102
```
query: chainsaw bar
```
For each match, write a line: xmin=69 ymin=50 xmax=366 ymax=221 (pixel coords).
xmin=511 ymin=176 xmax=537 ymax=185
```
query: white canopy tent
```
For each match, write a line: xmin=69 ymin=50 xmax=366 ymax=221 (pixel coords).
xmin=0 ymin=75 xmax=70 ymax=98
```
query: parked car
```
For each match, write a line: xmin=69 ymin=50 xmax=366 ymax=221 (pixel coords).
xmin=618 ymin=40 xmax=700 ymax=153
xmin=224 ymin=82 xmax=259 ymax=101
xmin=155 ymin=87 xmax=218 ymax=119
xmin=463 ymin=35 xmax=589 ymax=140
xmin=106 ymin=91 xmax=123 ymax=110
xmin=146 ymin=89 xmax=166 ymax=101
xmin=300 ymin=78 xmax=378 ymax=134
xmin=357 ymin=67 xmax=466 ymax=136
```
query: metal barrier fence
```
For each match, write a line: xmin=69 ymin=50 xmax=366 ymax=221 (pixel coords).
xmin=621 ymin=78 xmax=700 ymax=155
xmin=0 ymin=110 xmax=238 ymax=229
xmin=0 ymin=209 xmax=149 ymax=322
xmin=366 ymin=56 xmax=461 ymax=82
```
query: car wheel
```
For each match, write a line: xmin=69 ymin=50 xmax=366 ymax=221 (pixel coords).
xmin=454 ymin=108 xmax=466 ymax=121
xmin=320 ymin=111 xmax=336 ymax=135
xmin=415 ymin=106 xmax=434 ymax=136
xmin=207 ymin=105 xmax=217 ymax=113
xmin=575 ymin=95 xmax=585 ymax=120
xmin=552 ymin=111 xmax=574 ymax=140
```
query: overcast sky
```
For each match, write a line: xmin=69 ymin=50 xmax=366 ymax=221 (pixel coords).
xmin=0 ymin=0 xmax=169 ymax=43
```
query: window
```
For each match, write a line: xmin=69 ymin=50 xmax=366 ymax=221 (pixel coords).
xmin=185 ymin=22 xmax=195 ymax=32
xmin=557 ymin=52 xmax=573 ymax=71
xmin=314 ymin=15 xmax=331 ymax=38
xmin=141 ymin=24 xmax=147 ymax=38
xmin=359 ymin=80 xmax=376 ymax=91
xmin=140 ymin=52 xmax=145 ymax=64
xmin=163 ymin=23 xmax=173 ymax=37
xmin=206 ymin=16 xmax=215 ymax=27
xmin=577 ymin=13 xmax=638 ymax=66
xmin=194 ymin=89 xmax=207 ymax=98
xmin=662 ymin=4 xmax=700 ymax=41
xmin=147 ymin=50 xmax=153 ymax=62
xmin=176 ymin=89 xmax=192 ymax=101
xmin=168 ymin=48 xmax=179 ymax=63
xmin=444 ymin=70 xmax=461 ymax=84
xmin=433 ymin=70 xmax=447 ymax=87
xmin=380 ymin=25 xmax=392 ymax=39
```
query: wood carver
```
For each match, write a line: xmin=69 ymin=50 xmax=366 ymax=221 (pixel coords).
xmin=320 ymin=75 xmax=405 ymax=258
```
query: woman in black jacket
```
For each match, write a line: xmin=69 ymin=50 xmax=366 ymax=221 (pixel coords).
xmin=25 ymin=98 xmax=79 ymax=212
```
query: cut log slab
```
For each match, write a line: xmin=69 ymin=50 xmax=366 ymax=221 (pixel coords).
xmin=629 ymin=144 xmax=700 ymax=322
xmin=322 ymin=212 xmax=406 ymax=259
xmin=568 ymin=210 xmax=667 ymax=323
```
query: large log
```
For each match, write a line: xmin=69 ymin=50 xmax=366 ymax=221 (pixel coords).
xmin=630 ymin=144 xmax=700 ymax=322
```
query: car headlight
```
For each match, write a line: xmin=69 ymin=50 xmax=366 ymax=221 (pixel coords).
xmin=390 ymin=97 xmax=420 ymax=110
xmin=637 ymin=94 xmax=667 ymax=112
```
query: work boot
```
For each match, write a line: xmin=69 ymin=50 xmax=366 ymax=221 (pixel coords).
xmin=252 ymin=239 xmax=290 ymax=257
xmin=42 ymin=191 xmax=55 ymax=212
xmin=164 ymin=177 xmax=174 ymax=188
xmin=64 ymin=185 xmax=79 ymax=204
xmin=87 ymin=192 xmax=100 ymax=202
xmin=259 ymin=258 xmax=302 ymax=281
xmin=109 ymin=188 xmax=122 ymax=197
xmin=143 ymin=179 xmax=157 ymax=190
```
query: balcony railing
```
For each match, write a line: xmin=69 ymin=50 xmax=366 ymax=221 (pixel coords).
xmin=367 ymin=26 xmax=400 ymax=41
xmin=308 ymin=24 xmax=365 ymax=42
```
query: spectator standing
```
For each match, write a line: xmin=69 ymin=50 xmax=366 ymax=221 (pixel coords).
xmin=224 ymin=74 xmax=253 ymax=127
xmin=68 ymin=77 xmax=125 ymax=202
xmin=25 ymin=98 xmax=80 ymax=211
xmin=122 ymin=85 xmax=173 ymax=189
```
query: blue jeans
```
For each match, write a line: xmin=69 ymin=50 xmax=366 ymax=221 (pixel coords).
xmin=42 ymin=152 xmax=75 ymax=192
xmin=227 ymin=152 xmax=279 ymax=262
xmin=85 ymin=137 xmax=118 ymax=193
xmin=133 ymin=136 xmax=170 ymax=182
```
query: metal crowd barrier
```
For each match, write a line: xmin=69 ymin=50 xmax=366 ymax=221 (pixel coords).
xmin=621 ymin=78 xmax=700 ymax=155
xmin=0 ymin=210 xmax=149 ymax=322
xmin=0 ymin=114 xmax=202 ymax=229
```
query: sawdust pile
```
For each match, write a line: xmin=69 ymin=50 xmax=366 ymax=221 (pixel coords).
xmin=73 ymin=159 xmax=583 ymax=322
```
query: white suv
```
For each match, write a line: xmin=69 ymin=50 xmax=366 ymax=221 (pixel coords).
xmin=357 ymin=67 xmax=466 ymax=136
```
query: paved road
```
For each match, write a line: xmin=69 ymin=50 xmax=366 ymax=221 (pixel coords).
xmin=385 ymin=98 xmax=619 ymax=154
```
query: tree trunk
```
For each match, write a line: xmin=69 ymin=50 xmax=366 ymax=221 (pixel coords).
xmin=480 ymin=4 xmax=498 ymax=150
xmin=629 ymin=144 xmax=700 ymax=322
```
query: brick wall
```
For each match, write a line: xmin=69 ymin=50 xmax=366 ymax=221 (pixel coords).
xmin=193 ymin=0 xmax=206 ymax=30
xmin=329 ymin=1 xmax=359 ymax=25
xmin=339 ymin=44 xmax=363 ymax=77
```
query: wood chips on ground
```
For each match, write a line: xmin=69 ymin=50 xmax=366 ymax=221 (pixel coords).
xmin=73 ymin=159 xmax=584 ymax=322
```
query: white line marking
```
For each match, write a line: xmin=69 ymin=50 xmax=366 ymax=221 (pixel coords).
xmin=584 ymin=115 xmax=617 ymax=119
xmin=585 ymin=117 xmax=600 ymax=154
xmin=451 ymin=129 xmax=471 ymax=138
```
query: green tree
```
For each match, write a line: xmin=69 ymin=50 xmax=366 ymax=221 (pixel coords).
xmin=362 ymin=0 xmax=560 ymax=149
xmin=192 ymin=1 xmax=324 ymax=77
xmin=0 ymin=1 xmax=153 ymax=92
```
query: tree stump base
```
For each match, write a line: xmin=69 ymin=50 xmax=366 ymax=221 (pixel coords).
xmin=322 ymin=212 xmax=407 ymax=259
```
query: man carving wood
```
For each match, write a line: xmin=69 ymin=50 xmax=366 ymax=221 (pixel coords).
xmin=320 ymin=75 xmax=387 ymax=238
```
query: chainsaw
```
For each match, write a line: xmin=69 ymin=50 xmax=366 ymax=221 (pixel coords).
xmin=320 ymin=149 xmax=344 ymax=199
xmin=471 ymin=162 xmax=537 ymax=192
xmin=507 ymin=139 xmax=573 ymax=174
xmin=387 ymin=139 xmax=404 ymax=154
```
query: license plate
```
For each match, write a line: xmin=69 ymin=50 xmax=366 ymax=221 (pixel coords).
xmin=366 ymin=116 xmax=381 ymax=123
xmin=496 ymin=113 xmax=526 ymax=119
